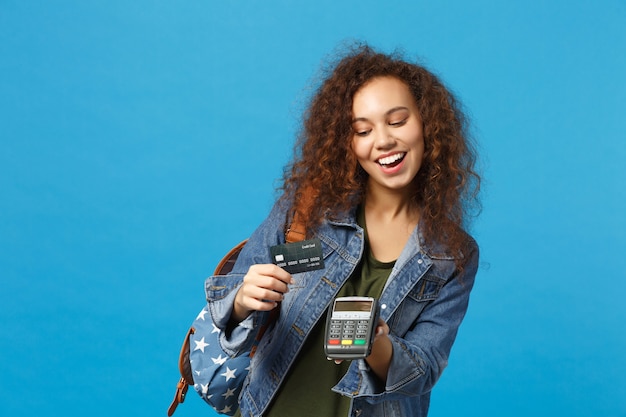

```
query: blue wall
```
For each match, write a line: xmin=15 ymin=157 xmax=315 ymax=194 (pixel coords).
xmin=1 ymin=1 xmax=624 ymax=416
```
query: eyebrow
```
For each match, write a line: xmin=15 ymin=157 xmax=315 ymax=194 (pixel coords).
xmin=351 ymin=106 xmax=410 ymax=123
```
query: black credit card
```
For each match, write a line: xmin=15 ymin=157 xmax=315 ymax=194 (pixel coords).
xmin=270 ymin=238 xmax=325 ymax=274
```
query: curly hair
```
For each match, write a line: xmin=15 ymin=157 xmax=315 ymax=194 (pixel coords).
xmin=281 ymin=44 xmax=480 ymax=262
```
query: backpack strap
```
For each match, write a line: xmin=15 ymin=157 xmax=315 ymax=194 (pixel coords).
xmin=285 ymin=186 xmax=316 ymax=243
xmin=213 ymin=240 xmax=248 ymax=275
xmin=285 ymin=214 xmax=306 ymax=243
xmin=167 ymin=326 xmax=195 ymax=416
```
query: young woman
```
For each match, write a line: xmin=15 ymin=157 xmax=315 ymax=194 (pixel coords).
xmin=207 ymin=44 xmax=480 ymax=417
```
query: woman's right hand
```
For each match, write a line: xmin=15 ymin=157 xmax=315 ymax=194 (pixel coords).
xmin=232 ymin=264 xmax=293 ymax=323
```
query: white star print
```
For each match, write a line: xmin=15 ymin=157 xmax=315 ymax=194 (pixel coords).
xmin=211 ymin=354 xmax=227 ymax=365
xmin=220 ymin=366 xmax=237 ymax=381
xmin=219 ymin=404 xmax=232 ymax=414
xmin=196 ymin=309 xmax=208 ymax=321
xmin=211 ymin=323 xmax=221 ymax=334
xmin=222 ymin=387 xmax=237 ymax=399
xmin=193 ymin=337 xmax=209 ymax=353
xmin=200 ymin=383 xmax=209 ymax=395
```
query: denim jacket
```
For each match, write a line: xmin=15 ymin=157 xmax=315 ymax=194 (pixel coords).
xmin=205 ymin=200 xmax=478 ymax=417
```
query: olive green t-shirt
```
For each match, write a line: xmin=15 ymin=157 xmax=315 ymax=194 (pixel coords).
xmin=257 ymin=207 xmax=395 ymax=417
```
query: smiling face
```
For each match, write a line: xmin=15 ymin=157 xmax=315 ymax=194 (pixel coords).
xmin=351 ymin=76 xmax=425 ymax=198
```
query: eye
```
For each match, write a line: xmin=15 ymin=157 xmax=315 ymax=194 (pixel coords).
xmin=389 ymin=117 xmax=408 ymax=127
xmin=352 ymin=123 xmax=371 ymax=137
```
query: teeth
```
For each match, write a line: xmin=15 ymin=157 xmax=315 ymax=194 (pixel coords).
xmin=378 ymin=153 xmax=405 ymax=166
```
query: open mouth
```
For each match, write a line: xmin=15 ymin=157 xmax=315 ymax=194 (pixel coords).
xmin=377 ymin=153 xmax=406 ymax=168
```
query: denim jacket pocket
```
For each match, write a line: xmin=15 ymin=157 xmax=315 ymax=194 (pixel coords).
xmin=407 ymin=275 xmax=446 ymax=302
xmin=390 ymin=275 xmax=446 ymax=336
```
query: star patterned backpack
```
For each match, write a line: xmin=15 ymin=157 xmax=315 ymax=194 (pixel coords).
xmin=168 ymin=213 xmax=307 ymax=416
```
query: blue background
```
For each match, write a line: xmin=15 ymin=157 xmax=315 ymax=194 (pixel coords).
xmin=1 ymin=1 xmax=625 ymax=416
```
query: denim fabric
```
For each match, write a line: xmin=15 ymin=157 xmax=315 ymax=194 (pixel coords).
xmin=205 ymin=200 xmax=478 ymax=417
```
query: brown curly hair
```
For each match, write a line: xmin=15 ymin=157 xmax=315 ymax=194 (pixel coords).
xmin=281 ymin=44 xmax=480 ymax=262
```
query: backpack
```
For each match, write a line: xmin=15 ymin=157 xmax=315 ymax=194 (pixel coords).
xmin=168 ymin=214 xmax=307 ymax=415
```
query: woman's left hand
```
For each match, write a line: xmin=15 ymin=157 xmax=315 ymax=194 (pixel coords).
xmin=329 ymin=319 xmax=392 ymax=380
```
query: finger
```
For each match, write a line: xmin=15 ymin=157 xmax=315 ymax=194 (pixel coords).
xmin=244 ymin=274 xmax=291 ymax=295
xmin=236 ymin=264 xmax=294 ymax=313
xmin=248 ymin=264 xmax=294 ymax=285
xmin=239 ymin=296 xmax=279 ymax=312
xmin=242 ymin=285 xmax=286 ymax=304
xmin=375 ymin=319 xmax=389 ymax=338
xmin=236 ymin=287 xmax=281 ymax=314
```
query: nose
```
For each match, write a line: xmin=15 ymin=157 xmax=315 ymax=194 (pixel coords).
xmin=374 ymin=126 xmax=396 ymax=149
